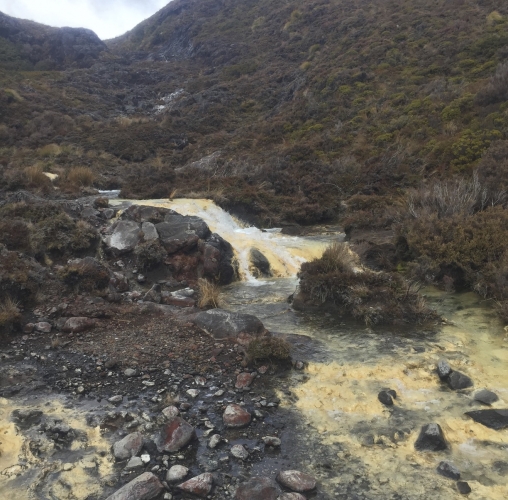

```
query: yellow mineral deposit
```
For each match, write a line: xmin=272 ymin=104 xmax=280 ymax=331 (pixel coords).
xmin=287 ymin=291 xmax=508 ymax=500
xmin=0 ymin=398 xmax=113 ymax=500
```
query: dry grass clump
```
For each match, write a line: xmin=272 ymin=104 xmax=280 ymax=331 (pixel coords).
xmin=135 ymin=240 xmax=167 ymax=270
xmin=197 ymin=278 xmax=221 ymax=308
xmin=0 ymin=298 xmax=22 ymax=331
xmin=37 ymin=143 xmax=62 ymax=157
xmin=318 ymin=242 xmax=359 ymax=273
xmin=66 ymin=167 xmax=95 ymax=187
xmin=245 ymin=335 xmax=291 ymax=365
xmin=24 ymin=165 xmax=51 ymax=188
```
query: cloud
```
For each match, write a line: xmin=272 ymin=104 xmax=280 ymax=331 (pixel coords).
xmin=0 ymin=0 xmax=170 ymax=40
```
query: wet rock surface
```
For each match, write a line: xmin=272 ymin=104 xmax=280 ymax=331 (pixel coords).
xmin=465 ymin=409 xmax=508 ymax=430
xmin=235 ymin=476 xmax=278 ymax=500
xmin=414 ymin=423 xmax=447 ymax=451
xmin=191 ymin=308 xmax=266 ymax=339
xmin=436 ymin=461 xmax=461 ymax=480
xmin=105 ymin=472 xmax=164 ymax=500
xmin=276 ymin=470 xmax=317 ymax=492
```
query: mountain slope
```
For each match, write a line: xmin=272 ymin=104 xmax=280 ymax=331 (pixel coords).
xmin=0 ymin=0 xmax=508 ymax=224
xmin=0 ymin=11 xmax=106 ymax=70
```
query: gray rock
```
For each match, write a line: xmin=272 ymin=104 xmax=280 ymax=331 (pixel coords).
xmin=178 ymin=473 xmax=213 ymax=497
xmin=108 ymin=395 xmax=123 ymax=404
xmin=262 ymin=436 xmax=281 ymax=447
xmin=234 ymin=476 xmax=278 ymax=500
xmin=276 ymin=470 xmax=317 ymax=492
xmin=192 ymin=309 xmax=265 ymax=339
xmin=447 ymin=371 xmax=473 ymax=390
xmin=125 ymin=456 xmax=143 ymax=470
xmin=110 ymin=272 xmax=130 ymax=292
xmin=465 ymin=409 xmax=508 ymax=430
xmin=279 ymin=494 xmax=307 ymax=500
xmin=105 ymin=220 xmax=141 ymax=254
xmin=208 ymin=434 xmax=222 ymax=449
xmin=124 ymin=369 xmax=137 ymax=378
xmin=161 ymin=406 xmax=179 ymax=421
xmin=201 ymin=233 xmax=237 ymax=284
xmin=34 ymin=322 xmax=52 ymax=333
xmin=166 ymin=465 xmax=188 ymax=483
xmin=141 ymin=222 xmax=158 ymax=241
xmin=249 ymin=248 xmax=272 ymax=277
xmin=62 ymin=317 xmax=96 ymax=333
xmin=437 ymin=461 xmax=460 ymax=480
xmin=105 ymin=472 xmax=164 ymax=500
xmin=156 ymin=214 xmax=210 ymax=254
xmin=231 ymin=444 xmax=249 ymax=460
xmin=437 ymin=359 xmax=452 ymax=380
xmin=474 ymin=389 xmax=499 ymax=405
xmin=113 ymin=432 xmax=143 ymax=460
xmin=414 ymin=423 xmax=447 ymax=451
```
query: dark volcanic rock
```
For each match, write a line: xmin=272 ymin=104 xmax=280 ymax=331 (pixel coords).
xmin=465 ymin=409 xmax=508 ymax=430
xmin=105 ymin=220 xmax=141 ymax=254
xmin=457 ymin=481 xmax=472 ymax=495
xmin=436 ymin=359 xmax=452 ymax=380
xmin=201 ymin=233 xmax=236 ymax=284
xmin=249 ymin=248 xmax=272 ymax=277
xmin=11 ymin=409 xmax=43 ymax=429
xmin=436 ymin=461 xmax=461 ymax=480
xmin=474 ymin=389 xmax=499 ymax=405
xmin=105 ymin=472 xmax=164 ymax=500
xmin=276 ymin=470 xmax=317 ymax=492
xmin=234 ymin=476 xmax=278 ymax=500
xmin=178 ymin=473 xmax=213 ymax=497
xmin=191 ymin=309 xmax=265 ymax=339
xmin=414 ymin=423 xmax=447 ymax=451
xmin=157 ymin=417 xmax=196 ymax=451
xmin=378 ymin=390 xmax=394 ymax=406
xmin=156 ymin=214 xmax=210 ymax=254
xmin=447 ymin=371 xmax=473 ymax=390
xmin=62 ymin=317 xmax=96 ymax=333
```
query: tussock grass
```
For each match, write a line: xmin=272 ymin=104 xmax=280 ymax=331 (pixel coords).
xmin=197 ymin=278 xmax=221 ymax=308
xmin=66 ymin=166 xmax=95 ymax=187
xmin=24 ymin=164 xmax=51 ymax=187
xmin=0 ymin=298 xmax=21 ymax=330
xmin=246 ymin=336 xmax=291 ymax=365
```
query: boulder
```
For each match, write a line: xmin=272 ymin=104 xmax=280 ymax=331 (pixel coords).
xmin=191 ymin=309 xmax=265 ymax=339
xmin=249 ymin=248 xmax=272 ymax=277
xmin=156 ymin=214 xmax=210 ymax=254
xmin=178 ymin=473 xmax=213 ymax=498
xmin=157 ymin=417 xmax=196 ymax=452
xmin=201 ymin=233 xmax=236 ymax=284
xmin=161 ymin=292 xmax=195 ymax=308
xmin=447 ymin=371 xmax=473 ymax=390
xmin=105 ymin=220 xmax=141 ymax=254
xmin=141 ymin=222 xmax=158 ymax=241
xmin=62 ymin=317 xmax=96 ymax=333
xmin=234 ymin=476 xmax=278 ymax=500
xmin=474 ymin=389 xmax=498 ymax=405
xmin=105 ymin=472 xmax=164 ymax=500
xmin=414 ymin=423 xmax=447 ymax=451
xmin=437 ymin=461 xmax=461 ymax=480
xmin=464 ymin=409 xmax=508 ymax=430
xmin=223 ymin=404 xmax=251 ymax=428
xmin=276 ymin=470 xmax=317 ymax=492
xmin=112 ymin=432 xmax=143 ymax=460
xmin=166 ymin=465 xmax=188 ymax=483
xmin=120 ymin=205 xmax=171 ymax=224
xmin=34 ymin=322 xmax=52 ymax=333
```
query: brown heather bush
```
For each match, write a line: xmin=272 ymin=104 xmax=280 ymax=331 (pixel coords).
xmin=0 ymin=219 xmax=32 ymax=251
xmin=24 ymin=164 xmax=51 ymax=188
xmin=58 ymin=257 xmax=110 ymax=292
xmin=135 ymin=240 xmax=167 ymax=270
xmin=197 ymin=278 xmax=221 ymax=308
xmin=298 ymin=243 xmax=438 ymax=326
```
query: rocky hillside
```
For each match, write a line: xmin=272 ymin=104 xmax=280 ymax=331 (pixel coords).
xmin=0 ymin=12 xmax=106 ymax=70
xmin=0 ymin=0 xmax=508 ymax=225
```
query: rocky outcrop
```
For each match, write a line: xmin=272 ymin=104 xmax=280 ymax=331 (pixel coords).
xmin=0 ymin=12 xmax=106 ymax=69
xmin=191 ymin=309 xmax=265 ymax=339
xmin=102 ymin=204 xmax=236 ymax=284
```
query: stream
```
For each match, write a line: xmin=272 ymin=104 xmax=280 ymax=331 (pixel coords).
xmin=1 ymin=198 xmax=507 ymax=499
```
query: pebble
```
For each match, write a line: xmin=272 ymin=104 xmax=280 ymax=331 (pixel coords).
xmin=124 ymin=369 xmax=137 ymax=377
xmin=208 ymin=434 xmax=222 ymax=449
xmin=125 ymin=456 xmax=143 ymax=470
xmin=186 ymin=389 xmax=200 ymax=398
xmin=178 ymin=472 xmax=213 ymax=498
xmin=437 ymin=461 xmax=461 ymax=480
xmin=108 ymin=395 xmax=123 ymax=404
xmin=457 ymin=481 xmax=472 ymax=494
xmin=230 ymin=444 xmax=249 ymax=460
xmin=223 ymin=404 xmax=251 ymax=428
xmin=166 ymin=465 xmax=189 ymax=483
xmin=276 ymin=470 xmax=317 ymax=492
xmin=262 ymin=436 xmax=281 ymax=447
xmin=141 ymin=454 xmax=150 ymax=464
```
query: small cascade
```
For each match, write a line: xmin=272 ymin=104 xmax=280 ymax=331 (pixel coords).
xmin=120 ymin=198 xmax=337 ymax=281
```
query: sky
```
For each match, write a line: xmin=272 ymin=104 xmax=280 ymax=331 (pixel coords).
xmin=0 ymin=0 xmax=171 ymax=40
